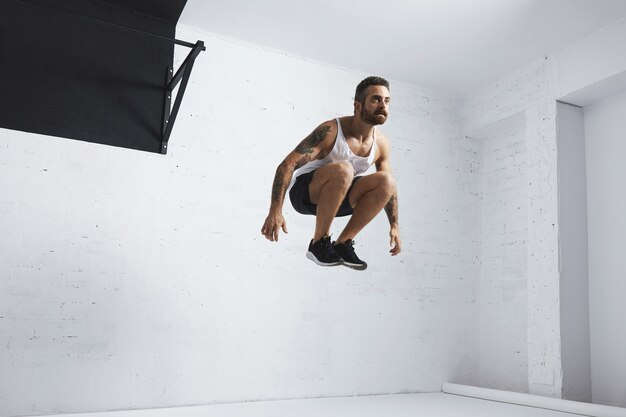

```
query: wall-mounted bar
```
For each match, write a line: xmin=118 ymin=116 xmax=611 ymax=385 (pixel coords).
xmin=14 ymin=0 xmax=205 ymax=155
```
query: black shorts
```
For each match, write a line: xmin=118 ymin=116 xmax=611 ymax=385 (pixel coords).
xmin=289 ymin=169 xmax=362 ymax=217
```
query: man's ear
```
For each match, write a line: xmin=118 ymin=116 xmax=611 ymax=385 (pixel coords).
xmin=354 ymin=100 xmax=361 ymax=114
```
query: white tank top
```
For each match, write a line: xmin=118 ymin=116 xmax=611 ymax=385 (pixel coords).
xmin=293 ymin=118 xmax=377 ymax=179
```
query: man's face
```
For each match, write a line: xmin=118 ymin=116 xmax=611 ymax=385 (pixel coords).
xmin=358 ymin=85 xmax=391 ymax=126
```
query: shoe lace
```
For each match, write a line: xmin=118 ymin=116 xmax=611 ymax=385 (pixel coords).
xmin=345 ymin=239 xmax=355 ymax=248
xmin=320 ymin=235 xmax=333 ymax=248
xmin=339 ymin=239 xmax=356 ymax=254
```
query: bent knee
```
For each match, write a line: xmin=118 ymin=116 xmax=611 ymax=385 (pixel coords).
xmin=327 ymin=162 xmax=355 ymax=184
xmin=375 ymin=171 xmax=396 ymax=195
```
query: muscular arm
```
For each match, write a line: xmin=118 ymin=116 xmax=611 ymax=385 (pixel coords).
xmin=261 ymin=123 xmax=333 ymax=241
xmin=384 ymin=195 xmax=399 ymax=226
xmin=375 ymin=135 xmax=401 ymax=255
xmin=270 ymin=124 xmax=330 ymax=209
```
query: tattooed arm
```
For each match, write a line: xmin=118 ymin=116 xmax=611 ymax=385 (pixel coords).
xmin=375 ymin=134 xmax=401 ymax=256
xmin=261 ymin=123 xmax=334 ymax=242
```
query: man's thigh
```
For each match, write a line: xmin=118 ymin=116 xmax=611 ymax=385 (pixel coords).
xmin=308 ymin=162 xmax=353 ymax=204
xmin=347 ymin=171 xmax=385 ymax=208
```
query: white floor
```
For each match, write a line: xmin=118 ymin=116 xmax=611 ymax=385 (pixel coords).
xmin=33 ymin=392 xmax=623 ymax=417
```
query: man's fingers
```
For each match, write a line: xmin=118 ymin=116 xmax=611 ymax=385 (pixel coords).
xmin=262 ymin=221 xmax=276 ymax=241
xmin=389 ymin=235 xmax=401 ymax=256
xmin=262 ymin=214 xmax=287 ymax=242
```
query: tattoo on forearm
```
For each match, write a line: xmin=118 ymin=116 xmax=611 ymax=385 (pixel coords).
xmin=295 ymin=126 xmax=330 ymax=155
xmin=384 ymin=195 xmax=398 ymax=225
xmin=271 ymin=164 xmax=289 ymax=203
xmin=271 ymin=126 xmax=328 ymax=204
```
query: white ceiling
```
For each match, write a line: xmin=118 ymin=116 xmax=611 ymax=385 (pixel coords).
xmin=179 ymin=0 xmax=626 ymax=96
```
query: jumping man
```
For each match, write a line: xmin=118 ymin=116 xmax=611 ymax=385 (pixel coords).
xmin=261 ymin=76 xmax=401 ymax=270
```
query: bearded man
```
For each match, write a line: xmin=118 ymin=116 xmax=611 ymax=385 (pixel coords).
xmin=261 ymin=76 xmax=401 ymax=270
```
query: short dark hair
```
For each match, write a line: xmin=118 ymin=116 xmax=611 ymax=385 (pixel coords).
xmin=355 ymin=76 xmax=390 ymax=103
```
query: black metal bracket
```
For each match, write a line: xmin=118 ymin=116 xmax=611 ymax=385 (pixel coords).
xmin=161 ymin=40 xmax=204 ymax=154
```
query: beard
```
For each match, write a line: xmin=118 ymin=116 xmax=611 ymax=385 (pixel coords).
xmin=360 ymin=107 xmax=388 ymax=125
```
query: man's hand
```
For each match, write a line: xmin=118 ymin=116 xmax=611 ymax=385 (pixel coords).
xmin=261 ymin=211 xmax=288 ymax=242
xmin=389 ymin=226 xmax=401 ymax=256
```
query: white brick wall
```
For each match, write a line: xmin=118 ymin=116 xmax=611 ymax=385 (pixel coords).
xmin=469 ymin=113 xmax=528 ymax=392
xmin=0 ymin=26 xmax=479 ymax=416
xmin=4 ymin=16 xmax=626 ymax=417
xmin=464 ymin=58 xmax=563 ymax=398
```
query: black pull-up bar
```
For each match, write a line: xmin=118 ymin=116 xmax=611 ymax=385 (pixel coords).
xmin=13 ymin=0 xmax=206 ymax=154
xmin=14 ymin=0 xmax=206 ymax=51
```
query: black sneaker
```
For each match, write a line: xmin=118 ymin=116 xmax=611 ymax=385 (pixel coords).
xmin=306 ymin=235 xmax=342 ymax=266
xmin=333 ymin=239 xmax=367 ymax=270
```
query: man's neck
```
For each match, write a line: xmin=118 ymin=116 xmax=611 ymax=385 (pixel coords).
xmin=346 ymin=116 xmax=375 ymax=143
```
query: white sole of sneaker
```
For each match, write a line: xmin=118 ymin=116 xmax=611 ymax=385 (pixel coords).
xmin=342 ymin=261 xmax=368 ymax=271
xmin=306 ymin=251 xmax=341 ymax=266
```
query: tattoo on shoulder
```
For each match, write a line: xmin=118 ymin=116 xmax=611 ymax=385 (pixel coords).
xmin=295 ymin=125 xmax=330 ymax=155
